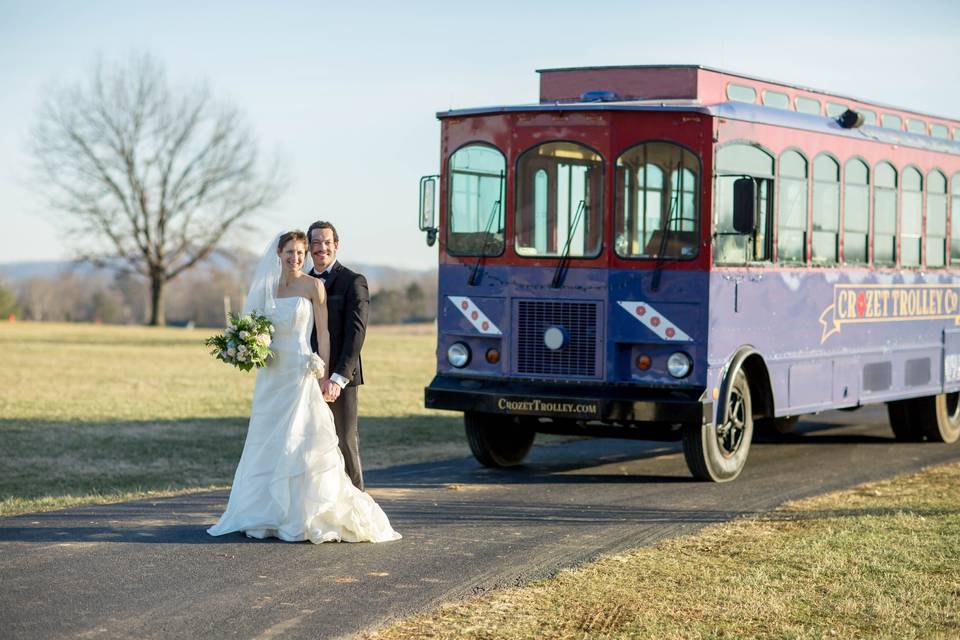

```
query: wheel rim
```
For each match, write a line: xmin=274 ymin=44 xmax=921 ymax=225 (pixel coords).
xmin=716 ymin=386 xmax=746 ymax=458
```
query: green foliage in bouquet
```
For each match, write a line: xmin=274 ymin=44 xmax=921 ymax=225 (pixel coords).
xmin=205 ymin=312 xmax=275 ymax=371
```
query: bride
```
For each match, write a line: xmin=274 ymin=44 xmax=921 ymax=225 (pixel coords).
xmin=207 ymin=230 xmax=400 ymax=543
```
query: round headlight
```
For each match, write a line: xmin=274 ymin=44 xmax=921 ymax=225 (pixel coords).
xmin=667 ymin=352 xmax=692 ymax=378
xmin=447 ymin=342 xmax=471 ymax=368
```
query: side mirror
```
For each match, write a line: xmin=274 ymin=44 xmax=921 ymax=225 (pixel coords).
xmin=419 ymin=175 xmax=439 ymax=247
xmin=732 ymin=178 xmax=756 ymax=234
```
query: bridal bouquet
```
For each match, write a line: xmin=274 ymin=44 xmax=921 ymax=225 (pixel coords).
xmin=205 ymin=312 xmax=275 ymax=371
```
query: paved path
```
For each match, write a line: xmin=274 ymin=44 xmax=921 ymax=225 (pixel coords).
xmin=2 ymin=406 xmax=958 ymax=639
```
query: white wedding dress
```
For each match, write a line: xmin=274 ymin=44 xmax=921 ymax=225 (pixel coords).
xmin=207 ymin=296 xmax=400 ymax=543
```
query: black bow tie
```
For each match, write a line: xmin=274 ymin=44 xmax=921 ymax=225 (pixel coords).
xmin=315 ymin=270 xmax=328 ymax=280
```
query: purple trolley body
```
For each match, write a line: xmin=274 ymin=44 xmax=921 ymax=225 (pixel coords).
xmin=418 ymin=65 xmax=960 ymax=481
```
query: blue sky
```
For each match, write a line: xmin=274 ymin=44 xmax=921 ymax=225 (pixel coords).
xmin=1 ymin=0 xmax=958 ymax=270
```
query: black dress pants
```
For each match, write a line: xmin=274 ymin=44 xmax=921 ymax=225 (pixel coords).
xmin=329 ymin=385 xmax=363 ymax=491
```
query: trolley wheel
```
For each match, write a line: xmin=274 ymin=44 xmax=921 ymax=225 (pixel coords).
xmin=464 ymin=411 xmax=536 ymax=468
xmin=886 ymin=399 xmax=924 ymax=441
xmin=911 ymin=392 xmax=960 ymax=444
xmin=756 ymin=415 xmax=800 ymax=436
xmin=683 ymin=369 xmax=754 ymax=482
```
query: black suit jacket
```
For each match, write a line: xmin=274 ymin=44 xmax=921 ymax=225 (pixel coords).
xmin=310 ymin=262 xmax=368 ymax=386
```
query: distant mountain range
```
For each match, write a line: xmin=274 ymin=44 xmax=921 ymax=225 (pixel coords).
xmin=0 ymin=258 xmax=436 ymax=293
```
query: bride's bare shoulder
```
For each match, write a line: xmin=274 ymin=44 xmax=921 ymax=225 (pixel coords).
xmin=302 ymin=273 xmax=325 ymax=303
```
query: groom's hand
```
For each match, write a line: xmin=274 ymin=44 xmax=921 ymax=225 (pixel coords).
xmin=321 ymin=379 xmax=341 ymax=403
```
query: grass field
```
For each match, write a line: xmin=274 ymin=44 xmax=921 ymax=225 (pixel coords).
xmin=365 ymin=462 xmax=960 ymax=640
xmin=0 ymin=320 xmax=467 ymax=515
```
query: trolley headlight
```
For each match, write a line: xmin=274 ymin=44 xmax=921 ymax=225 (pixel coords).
xmin=667 ymin=352 xmax=692 ymax=378
xmin=447 ymin=342 xmax=471 ymax=368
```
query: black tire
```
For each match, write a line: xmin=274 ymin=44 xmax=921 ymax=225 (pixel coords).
xmin=683 ymin=369 xmax=753 ymax=482
xmin=756 ymin=415 xmax=800 ymax=436
xmin=910 ymin=392 xmax=960 ymax=444
xmin=464 ymin=412 xmax=536 ymax=468
xmin=887 ymin=399 xmax=924 ymax=441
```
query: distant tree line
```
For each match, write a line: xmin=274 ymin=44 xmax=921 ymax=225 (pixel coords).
xmin=1 ymin=271 xmax=436 ymax=327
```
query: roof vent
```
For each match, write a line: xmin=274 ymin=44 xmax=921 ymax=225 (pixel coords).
xmin=580 ymin=90 xmax=620 ymax=102
xmin=837 ymin=109 xmax=865 ymax=129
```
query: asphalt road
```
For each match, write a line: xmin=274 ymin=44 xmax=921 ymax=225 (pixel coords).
xmin=2 ymin=406 xmax=959 ymax=640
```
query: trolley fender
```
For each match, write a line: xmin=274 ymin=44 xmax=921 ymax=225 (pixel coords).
xmin=714 ymin=346 xmax=773 ymax=427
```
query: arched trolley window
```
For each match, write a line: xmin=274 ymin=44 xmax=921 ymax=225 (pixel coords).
xmin=714 ymin=143 xmax=774 ymax=265
xmin=901 ymin=167 xmax=923 ymax=267
xmin=927 ymin=171 xmax=947 ymax=268
xmin=873 ymin=162 xmax=897 ymax=266
xmin=843 ymin=159 xmax=870 ymax=265
xmin=812 ymin=154 xmax=840 ymax=265
xmin=446 ymin=144 xmax=506 ymax=256
xmin=952 ymin=173 xmax=960 ymax=267
xmin=777 ymin=150 xmax=807 ymax=264
xmin=614 ymin=142 xmax=700 ymax=260
xmin=515 ymin=142 xmax=603 ymax=258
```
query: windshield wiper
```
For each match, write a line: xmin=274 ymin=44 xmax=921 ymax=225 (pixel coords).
xmin=551 ymin=199 xmax=586 ymax=288
xmin=650 ymin=161 xmax=690 ymax=293
xmin=468 ymin=194 xmax=503 ymax=286
xmin=650 ymin=193 xmax=679 ymax=293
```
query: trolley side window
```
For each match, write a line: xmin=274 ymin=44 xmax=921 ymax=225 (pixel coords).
xmin=714 ymin=143 xmax=774 ymax=265
xmin=901 ymin=167 xmax=923 ymax=268
xmin=843 ymin=159 xmax=870 ymax=265
xmin=873 ymin=162 xmax=898 ymax=266
xmin=811 ymin=154 xmax=840 ymax=265
xmin=952 ymin=173 xmax=960 ymax=267
xmin=777 ymin=150 xmax=807 ymax=264
xmin=927 ymin=170 xmax=947 ymax=268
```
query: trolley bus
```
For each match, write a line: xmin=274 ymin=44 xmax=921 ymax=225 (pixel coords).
xmin=417 ymin=65 xmax=960 ymax=481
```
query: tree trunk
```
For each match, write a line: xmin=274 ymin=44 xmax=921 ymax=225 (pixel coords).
xmin=149 ymin=275 xmax=165 ymax=326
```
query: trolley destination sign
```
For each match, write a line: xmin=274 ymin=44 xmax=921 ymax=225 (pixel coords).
xmin=819 ymin=284 xmax=960 ymax=343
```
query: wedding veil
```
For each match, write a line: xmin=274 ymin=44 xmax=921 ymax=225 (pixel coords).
xmin=242 ymin=232 xmax=283 ymax=316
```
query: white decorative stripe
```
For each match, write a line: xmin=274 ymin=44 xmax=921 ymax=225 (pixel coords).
xmin=448 ymin=296 xmax=502 ymax=335
xmin=617 ymin=300 xmax=692 ymax=341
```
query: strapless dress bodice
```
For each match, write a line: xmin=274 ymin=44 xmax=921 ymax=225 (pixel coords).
xmin=267 ymin=296 xmax=313 ymax=355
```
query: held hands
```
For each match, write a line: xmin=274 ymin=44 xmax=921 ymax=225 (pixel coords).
xmin=320 ymin=378 xmax=342 ymax=403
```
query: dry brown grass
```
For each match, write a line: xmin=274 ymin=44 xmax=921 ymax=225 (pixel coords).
xmin=364 ymin=462 xmax=960 ymax=640
xmin=0 ymin=321 xmax=467 ymax=515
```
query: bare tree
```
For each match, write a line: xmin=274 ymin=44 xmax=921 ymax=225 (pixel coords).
xmin=30 ymin=54 xmax=285 ymax=325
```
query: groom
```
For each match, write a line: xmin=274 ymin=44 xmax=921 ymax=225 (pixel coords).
xmin=307 ymin=220 xmax=369 ymax=491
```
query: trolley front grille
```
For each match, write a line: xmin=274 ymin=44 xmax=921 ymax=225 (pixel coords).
xmin=515 ymin=300 xmax=599 ymax=378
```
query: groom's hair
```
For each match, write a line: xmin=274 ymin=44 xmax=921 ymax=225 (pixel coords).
xmin=307 ymin=220 xmax=339 ymax=244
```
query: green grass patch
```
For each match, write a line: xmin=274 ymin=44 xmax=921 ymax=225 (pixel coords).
xmin=0 ymin=321 xmax=467 ymax=515
xmin=364 ymin=462 xmax=960 ymax=640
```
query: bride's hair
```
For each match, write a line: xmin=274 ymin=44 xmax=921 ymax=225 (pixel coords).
xmin=277 ymin=230 xmax=308 ymax=253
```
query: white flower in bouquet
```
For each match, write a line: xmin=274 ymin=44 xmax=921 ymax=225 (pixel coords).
xmin=205 ymin=311 xmax=275 ymax=372
xmin=306 ymin=353 xmax=325 ymax=379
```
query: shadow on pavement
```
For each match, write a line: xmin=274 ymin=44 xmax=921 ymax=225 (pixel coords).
xmin=0 ymin=497 xmax=751 ymax=544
